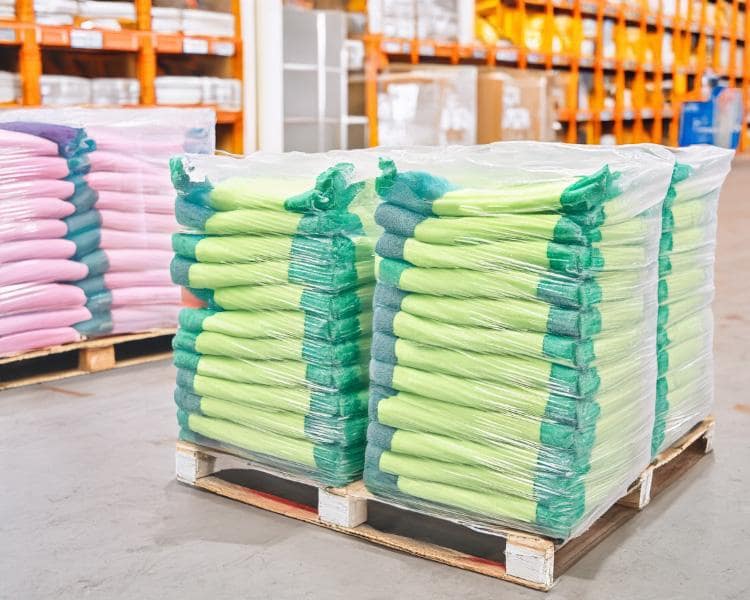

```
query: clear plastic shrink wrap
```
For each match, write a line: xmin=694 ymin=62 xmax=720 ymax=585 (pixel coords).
xmin=0 ymin=108 xmax=215 ymax=357
xmin=652 ymin=145 xmax=732 ymax=454
xmin=170 ymin=152 xmax=381 ymax=486
xmin=364 ymin=142 xmax=674 ymax=539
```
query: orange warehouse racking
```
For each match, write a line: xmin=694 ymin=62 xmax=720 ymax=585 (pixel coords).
xmin=362 ymin=0 xmax=749 ymax=150
xmin=0 ymin=0 xmax=244 ymax=152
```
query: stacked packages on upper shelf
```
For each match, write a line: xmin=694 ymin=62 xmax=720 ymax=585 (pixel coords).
xmin=0 ymin=123 xmax=102 ymax=355
xmin=651 ymin=145 xmax=732 ymax=454
xmin=364 ymin=143 xmax=674 ymax=539
xmin=0 ymin=108 xmax=215 ymax=357
xmin=170 ymin=153 xmax=380 ymax=486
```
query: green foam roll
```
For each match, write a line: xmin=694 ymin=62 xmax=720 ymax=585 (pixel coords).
xmin=372 ymin=332 xmax=599 ymax=398
xmin=178 ymin=413 xmax=365 ymax=487
xmin=175 ymin=363 xmax=368 ymax=415
xmin=375 ymin=158 xmax=611 ymax=216
xmin=370 ymin=389 xmax=595 ymax=453
xmin=172 ymin=232 xmax=374 ymax=265
xmin=376 ymin=257 xmax=604 ymax=309
xmin=363 ymin=464 xmax=580 ymax=539
xmin=378 ymin=233 xmax=652 ymax=277
xmin=178 ymin=307 xmax=371 ymax=344
xmin=194 ymin=282 xmax=374 ymax=318
xmin=175 ymin=390 xmax=367 ymax=446
xmin=374 ymin=284 xmax=602 ymax=338
xmin=172 ymin=159 xmax=363 ymax=213
xmin=173 ymin=329 xmax=368 ymax=366
xmin=366 ymin=444 xmax=585 ymax=513
xmin=175 ymin=199 xmax=365 ymax=237
xmin=171 ymin=255 xmax=373 ymax=293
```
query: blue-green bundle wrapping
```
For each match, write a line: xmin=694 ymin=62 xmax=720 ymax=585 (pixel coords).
xmin=170 ymin=154 xmax=378 ymax=486
xmin=364 ymin=143 xmax=674 ymax=540
xmin=651 ymin=145 xmax=733 ymax=454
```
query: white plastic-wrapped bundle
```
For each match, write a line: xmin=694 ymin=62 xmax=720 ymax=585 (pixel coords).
xmin=0 ymin=0 xmax=14 ymax=19
xmin=170 ymin=152 xmax=380 ymax=486
xmin=181 ymin=9 xmax=235 ymax=37
xmin=0 ymin=107 xmax=215 ymax=354
xmin=40 ymin=75 xmax=92 ymax=106
xmin=91 ymin=78 xmax=140 ymax=106
xmin=34 ymin=0 xmax=78 ymax=26
xmin=0 ymin=71 xmax=20 ymax=104
xmin=364 ymin=142 xmax=674 ymax=539
xmin=652 ymin=145 xmax=733 ymax=454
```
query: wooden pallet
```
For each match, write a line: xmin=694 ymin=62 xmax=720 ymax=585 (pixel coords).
xmin=175 ymin=416 xmax=715 ymax=591
xmin=0 ymin=328 xmax=175 ymax=391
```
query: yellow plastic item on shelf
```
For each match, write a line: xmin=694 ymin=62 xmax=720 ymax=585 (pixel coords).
xmin=476 ymin=16 xmax=498 ymax=45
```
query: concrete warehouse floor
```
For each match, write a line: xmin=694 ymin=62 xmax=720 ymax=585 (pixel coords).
xmin=2 ymin=163 xmax=750 ymax=600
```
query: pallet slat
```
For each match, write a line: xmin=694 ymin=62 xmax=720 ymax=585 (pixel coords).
xmin=0 ymin=329 xmax=175 ymax=390
xmin=175 ymin=416 xmax=715 ymax=591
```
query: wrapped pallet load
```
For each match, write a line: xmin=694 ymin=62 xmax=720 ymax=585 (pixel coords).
xmin=364 ymin=143 xmax=674 ymax=539
xmin=0 ymin=123 xmax=101 ymax=355
xmin=0 ymin=107 xmax=215 ymax=344
xmin=170 ymin=152 xmax=380 ymax=486
xmin=652 ymin=145 xmax=732 ymax=454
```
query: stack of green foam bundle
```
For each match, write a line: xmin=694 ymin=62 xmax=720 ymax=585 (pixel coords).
xmin=169 ymin=153 xmax=379 ymax=486
xmin=652 ymin=145 xmax=732 ymax=454
xmin=364 ymin=143 xmax=675 ymax=539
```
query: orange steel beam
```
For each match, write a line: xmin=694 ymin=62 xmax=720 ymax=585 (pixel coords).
xmin=17 ymin=0 xmax=41 ymax=105
xmin=729 ymin=0 xmax=739 ymax=85
xmin=653 ymin=0 xmax=665 ymax=143
xmin=566 ymin=0 xmax=582 ymax=142
xmin=135 ymin=0 xmax=155 ymax=105
xmin=712 ymin=0 xmax=722 ymax=74
xmin=633 ymin=0 xmax=647 ymax=141
xmin=518 ymin=0 xmax=528 ymax=68
xmin=544 ymin=0 xmax=554 ymax=70
xmin=364 ymin=34 xmax=380 ymax=147
xmin=695 ymin=0 xmax=707 ymax=99
xmin=669 ymin=0 xmax=684 ymax=145
xmin=230 ymin=0 xmax=243 ymax=153
xmin=592 ymin=0 xmax=605 ymax=143
xmin=614 ymin=4 xmax=625 ymax=143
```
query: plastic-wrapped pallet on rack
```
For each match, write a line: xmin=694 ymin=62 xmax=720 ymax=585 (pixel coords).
xmin=651 ymin=145 xmax=733 ymax=454
xmin=364 ymin=142 xmax=675 ymax=540
xmin=170 ymin=152 xmax=381 ymax=487
xmin=0 ymin=108 xmax=215 ymax=357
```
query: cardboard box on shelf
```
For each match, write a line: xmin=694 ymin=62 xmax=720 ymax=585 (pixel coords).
xmin=378 ymin=64 xmax=477 ymax=146
xmin=477 ymin=67 xmax=556 ymax=143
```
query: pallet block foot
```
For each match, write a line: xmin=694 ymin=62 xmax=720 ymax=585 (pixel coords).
xmin=318 ymin=488 xmax=368 ymax=527
xmin=505 ymin=535 xmax=555 ymax=589
xmin=619 ymin=467 xmax=654 ymax=510
xmin=619 ymin=416 xmax=714 ymax=510
xmin=79 ymin=345 xmax=116 ymax=372
xmin=176 ymin=443 xmax=217 ymax=485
